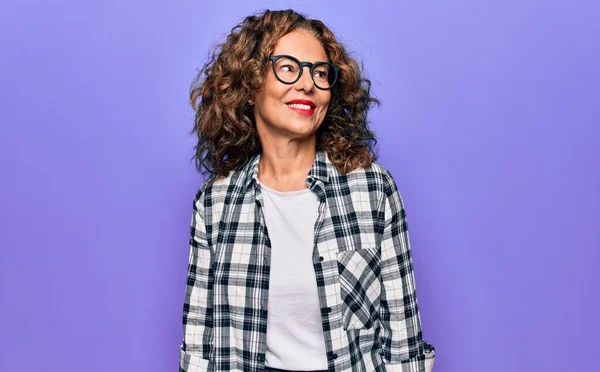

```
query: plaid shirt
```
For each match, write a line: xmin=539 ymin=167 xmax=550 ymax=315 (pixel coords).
xmin=180 ymin=151 xmax=435 ymax=372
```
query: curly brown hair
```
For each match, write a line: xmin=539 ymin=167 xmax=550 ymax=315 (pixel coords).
xmin=190 ymin=9 xmax=379 ymax=178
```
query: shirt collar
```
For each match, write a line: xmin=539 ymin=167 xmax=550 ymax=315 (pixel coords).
xmin=308 ymin=150 xmax=331 ymax=184
xmin=241 ymin=150 xmax=331 ymax=191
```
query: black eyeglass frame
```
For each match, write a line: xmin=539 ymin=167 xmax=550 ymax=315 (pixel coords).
xmin=268 ymin=55 xmax=340 ymax=90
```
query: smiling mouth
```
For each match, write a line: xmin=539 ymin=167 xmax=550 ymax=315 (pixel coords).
xmin=286 ymin=101 xmax=316 ymax=115
xmin=287 ymin=103 xmax=313 ymax=110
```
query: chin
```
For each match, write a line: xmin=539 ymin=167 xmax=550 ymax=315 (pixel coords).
xmin=286 ymin=122 xmax=320 ymax=137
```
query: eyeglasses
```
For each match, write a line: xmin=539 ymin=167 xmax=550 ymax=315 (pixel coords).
xmin=268 ymin=55 xmax=340 ymax=90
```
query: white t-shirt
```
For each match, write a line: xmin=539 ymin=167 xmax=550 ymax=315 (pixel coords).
xmin=260 ymin=182 xmax=329 ymax=370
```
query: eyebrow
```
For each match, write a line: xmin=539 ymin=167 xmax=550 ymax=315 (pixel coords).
xmin=271 ymin=53 xmax=329 ymax=61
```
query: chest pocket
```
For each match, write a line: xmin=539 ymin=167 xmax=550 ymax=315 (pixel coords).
xmin=336 ymin=247 xmax=382 ymax=330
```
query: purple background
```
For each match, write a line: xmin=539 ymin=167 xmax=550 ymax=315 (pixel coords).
xmin=1 ymin=1 xmax=598 ymax=371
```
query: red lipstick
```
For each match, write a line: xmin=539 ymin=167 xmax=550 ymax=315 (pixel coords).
xmin=286 ymin=99 xmax=316 ymax=115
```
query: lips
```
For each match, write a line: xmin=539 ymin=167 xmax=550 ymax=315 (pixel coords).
xmin=286 ymin=99 xmax=316 ymax=115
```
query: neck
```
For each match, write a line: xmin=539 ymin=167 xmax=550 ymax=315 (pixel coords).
xmin=258 ymin=137 xmax=317 ymax=192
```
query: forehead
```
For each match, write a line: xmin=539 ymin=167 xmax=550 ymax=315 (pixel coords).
xmin=272 ymin=30 xmax=328 ymax=61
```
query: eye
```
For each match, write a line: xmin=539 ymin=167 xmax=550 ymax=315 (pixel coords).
xmin=279 ymin=64 xmax=296 ymax=73
xmin=313 ymin=69 xmax=329 ymax=79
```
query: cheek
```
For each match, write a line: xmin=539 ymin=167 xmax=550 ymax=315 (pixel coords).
xmin=262 ymin=75 xmax=289 ymax=103
xmin=319 ymin=94 xmax=331 ymax=115
xmin=321 ymin=90 xmax=331 ymax=105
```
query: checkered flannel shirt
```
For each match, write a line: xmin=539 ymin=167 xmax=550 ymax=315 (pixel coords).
xmin=180 ymin=151 xmax=435 ymax=371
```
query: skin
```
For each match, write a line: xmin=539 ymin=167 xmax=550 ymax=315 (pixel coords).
xmin=253 ymin=30 xmax=332 ymax=192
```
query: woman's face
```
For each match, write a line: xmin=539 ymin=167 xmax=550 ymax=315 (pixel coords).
xmin=253 ymin=30 xmax=331 ymax=144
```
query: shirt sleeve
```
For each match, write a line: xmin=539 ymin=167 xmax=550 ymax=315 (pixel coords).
xmin=379 ymin=170 xmax=435 ymax=372
xmin=180 ymin=188 xmax=214 ymax=372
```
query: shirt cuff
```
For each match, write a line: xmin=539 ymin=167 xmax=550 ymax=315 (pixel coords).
xmin=382 ymin=343 xmax=436 ymax=372
xmin=179 ymin=348 xmax=211 ymax=372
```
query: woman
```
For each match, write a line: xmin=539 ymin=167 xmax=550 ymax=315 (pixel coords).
xmin=180 ymin=9 xmax=435 ymax=372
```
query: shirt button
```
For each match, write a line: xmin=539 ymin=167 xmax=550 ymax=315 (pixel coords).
xmin=326 ymin=307 xmax=332 ymax=313
xmin=319 ymin=256 xmax=324 ymax=262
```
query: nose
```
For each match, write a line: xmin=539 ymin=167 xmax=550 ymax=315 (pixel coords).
xmin=294 ymin=66 xmax=315 ymax=92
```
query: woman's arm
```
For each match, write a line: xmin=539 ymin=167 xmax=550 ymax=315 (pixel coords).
xmin=379 ymin=170 xmax=435 ymax=372
xmin=180 ymin=189 xmax=214 ymax=372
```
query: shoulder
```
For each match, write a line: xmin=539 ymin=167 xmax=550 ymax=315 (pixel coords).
xmin=331 ymin=161 xmax=399 ymax=195
xmin=193 ymin=166 xmax=248 ymax=207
